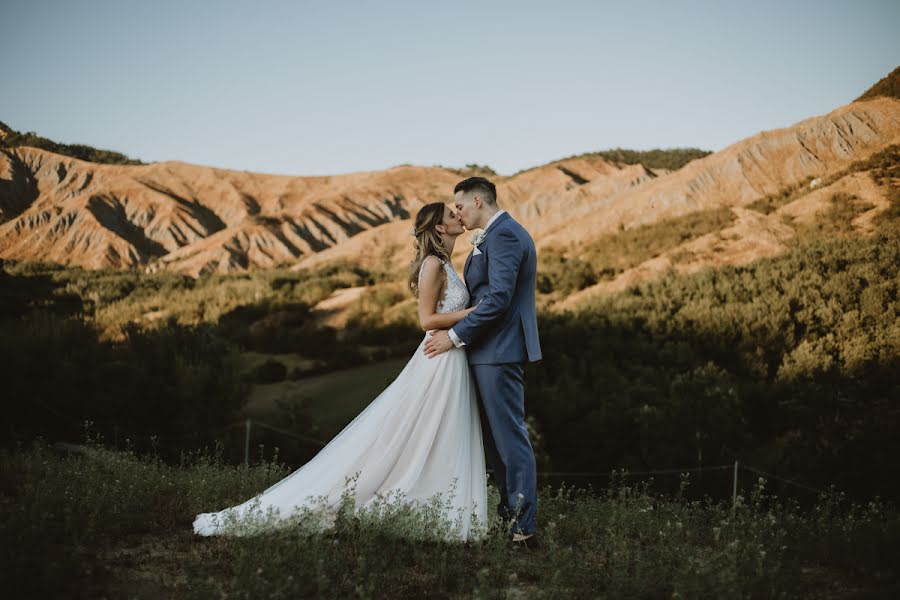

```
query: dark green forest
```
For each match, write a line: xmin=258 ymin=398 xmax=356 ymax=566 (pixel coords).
xmin=566 ymin=147 xmax=713 ymax=170
xmin=3 ymin=210 xmax=898 ymax=503
xmin=513 ymin=147 xmax=712 ymax=176
xmin=530 ymin=229 xmax=899 ymax=499
xmin=0 ymin=121 xmax=144 ymax=165
xmin=1 ymin=137 xmax=898 ymax=505
xmin=855 ymin=65 xmax=900 ymax=102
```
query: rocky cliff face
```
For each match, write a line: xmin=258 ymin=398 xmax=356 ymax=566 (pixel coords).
xmin=534 ymin=96 xmax=900 ymax=248
xmin=0 ymin=152 xmax=459 ymax=275
xmin=548 ymin=96 xmax=900 ymax=309
xmin=2 ymin=87 xmax=898 ymax=290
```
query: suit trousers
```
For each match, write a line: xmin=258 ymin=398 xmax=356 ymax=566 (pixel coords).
xmin=471 ymin=362 xmax=537 ymax=535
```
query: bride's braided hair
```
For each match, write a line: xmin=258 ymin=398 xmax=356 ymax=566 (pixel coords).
xmin=408 ymin=202 xmax=450 ymax=298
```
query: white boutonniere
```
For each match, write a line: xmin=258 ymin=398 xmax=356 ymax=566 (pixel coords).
xmin=471 ymin=230 xmax=486 ymax=255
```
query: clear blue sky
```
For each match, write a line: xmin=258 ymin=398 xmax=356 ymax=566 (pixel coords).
xmin=2 ymin=0 xmax=898 ymax=176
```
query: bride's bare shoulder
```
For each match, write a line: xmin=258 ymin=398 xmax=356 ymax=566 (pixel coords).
xmin=418 ymin=255 xmax=447 ymax=293
xmin=419 ymin=254 xmax=446 ymax=274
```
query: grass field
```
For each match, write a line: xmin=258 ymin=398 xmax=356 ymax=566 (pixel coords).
xmin=2 ymin=437 xmax=897 ymax=598
xmin=241 ymin=358 xmax=408 ymax=436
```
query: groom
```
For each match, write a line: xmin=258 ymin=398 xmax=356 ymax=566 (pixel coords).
xmin=423 ymin=176 xmax=542 ymax=546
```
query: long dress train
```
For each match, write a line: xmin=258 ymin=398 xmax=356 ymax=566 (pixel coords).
xmin=192 ymin=257 xmax=487 ymax=541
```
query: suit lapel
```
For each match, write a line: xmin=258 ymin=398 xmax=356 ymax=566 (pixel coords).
xmin=464 ymin=250 xmax=473 ymax=286
xmin=464 ymin=212 xmax=510 ymax=285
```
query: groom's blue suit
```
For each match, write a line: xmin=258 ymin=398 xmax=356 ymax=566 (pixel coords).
xmin=450 ymin=210 xmax=542 ymax=535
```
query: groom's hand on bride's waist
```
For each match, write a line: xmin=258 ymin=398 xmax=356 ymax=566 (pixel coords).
xmin=423 ymin=330 xmax=453 ymax=358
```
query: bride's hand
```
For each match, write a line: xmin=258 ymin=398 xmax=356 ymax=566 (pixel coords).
xmin=466 ymin=299 xmax=483 ymax=314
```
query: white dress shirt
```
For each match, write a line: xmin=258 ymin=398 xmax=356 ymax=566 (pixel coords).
xmin=448 ymin=210 xmax=506 ymax=348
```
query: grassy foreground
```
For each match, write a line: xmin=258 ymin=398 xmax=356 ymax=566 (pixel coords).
xmin=1 ymin=434 xmax=898 ymax=599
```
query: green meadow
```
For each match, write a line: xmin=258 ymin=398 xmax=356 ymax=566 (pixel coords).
xmin=2 ymin=436 xmax=897 ymax=598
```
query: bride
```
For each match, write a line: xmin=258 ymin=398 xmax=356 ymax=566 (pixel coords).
xmin=192 ymin=202 xmax=489 ymax=542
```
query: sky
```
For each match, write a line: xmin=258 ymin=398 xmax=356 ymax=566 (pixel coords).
xmin=1 ymin=0 xmax=898 ymax=177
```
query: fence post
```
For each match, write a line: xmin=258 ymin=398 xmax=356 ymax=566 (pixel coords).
xmin=244 ymin=418 xmax=251 ymax=467
xmin=732 ymin=460 xmax=738 ymax=509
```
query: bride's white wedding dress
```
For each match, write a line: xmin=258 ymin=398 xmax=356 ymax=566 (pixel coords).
xmin=192 ymin=256 xmax=488 ymax=541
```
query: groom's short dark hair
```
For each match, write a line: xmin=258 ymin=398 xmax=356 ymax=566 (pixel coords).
xmin=454 ymin=177 xmax=497 ymax=205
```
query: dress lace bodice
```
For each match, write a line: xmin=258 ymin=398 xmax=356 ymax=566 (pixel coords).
xmin=418 ymin=256 xmax=470 ymax=314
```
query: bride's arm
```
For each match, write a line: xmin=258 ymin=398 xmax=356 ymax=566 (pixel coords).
xmin=417 ymin=258 xmax=478 ymax=331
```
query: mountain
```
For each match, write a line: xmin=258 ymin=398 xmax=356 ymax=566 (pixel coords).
xmin=0 ymin=151 xmax=459 ymax=273
xmin=0 ymin=144 xmax=684 ymax=276
xmin=548 ymin=95 xmax=900 ymax=309
xmin=1 ymin=68 xmax=898 ymax=310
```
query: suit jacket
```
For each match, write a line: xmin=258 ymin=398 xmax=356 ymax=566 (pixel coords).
xmin=454 ymin=211 xmax=542 ymax=365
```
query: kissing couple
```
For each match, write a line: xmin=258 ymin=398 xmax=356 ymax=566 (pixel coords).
xmin=194 ymin=176 xmax=543 ymax=547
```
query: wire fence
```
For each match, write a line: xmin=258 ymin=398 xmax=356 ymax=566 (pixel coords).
xmin=29 ymin=398 xmax=325 ymax=455
xmin=535 ymin=461 xmax=845 ymax=506
xmin=22 ymin=398 xmax=842 ymax=506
